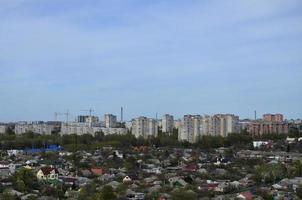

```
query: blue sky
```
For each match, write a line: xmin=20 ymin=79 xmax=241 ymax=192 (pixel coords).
xmin=0 ymin=0 xmax=302 ymax=121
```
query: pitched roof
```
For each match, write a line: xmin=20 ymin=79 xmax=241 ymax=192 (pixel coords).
xmin=238 ymin=191 xmax=253 ymax=200
xmin=91 ymin=167 xmax=104 ymax=176
xmin=40 ymin=166 xmax=58 ymax=175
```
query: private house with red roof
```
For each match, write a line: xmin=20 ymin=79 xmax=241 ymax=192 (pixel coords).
xmin=183 ymin=163 xmax=198 ymax=172
xmin=90 ymin=167 xmax=104 ymax=176
xmin=237 ymin=191 xmax=253 ymax=200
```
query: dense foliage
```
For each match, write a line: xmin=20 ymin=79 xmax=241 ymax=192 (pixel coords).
xmin=0 ymin=128 xmax=298 ymax=151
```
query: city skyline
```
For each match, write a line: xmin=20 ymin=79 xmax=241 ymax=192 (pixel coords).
xmin=1 ymin=0 xmax=302 ymax=121
xmin=0 ymin=110 xmax=299 ymax=123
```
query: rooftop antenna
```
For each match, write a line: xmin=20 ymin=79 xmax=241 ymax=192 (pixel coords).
xmin=254 ymin=110 xmax=257 ymax=120
xmin=156 ymin=112 xmax=158 ymax=120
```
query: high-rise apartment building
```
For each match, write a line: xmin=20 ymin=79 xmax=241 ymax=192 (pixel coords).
xmin=174 ymin=119 xmax=182 ymax=130
xmin=246 ymin=121 xmax=289 ymax=136
xmin=77 ymin=115 xmax=99 ymax=126
xmin=15 ymin=121 xmax=61 ymax=135
xmin=178 ymin=115 xmax=202 ymax=143
xmin=131 ymin=117 xmax=158 ymax=138
xmin=104 ymin=114 xmax=117 ymax=128
xmin=263 ymin=114 xmax=284 ymax=122
xmin=162 ymin=114 xmax=174 ymax=134
xmin=213 ymin=114 xmax=240 ymax=137
xmin=178 ymin=114 xmax=239 ymax=143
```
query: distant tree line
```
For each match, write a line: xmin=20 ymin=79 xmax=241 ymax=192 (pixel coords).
xmin=0 ymin=127 xmax=298 ymax=151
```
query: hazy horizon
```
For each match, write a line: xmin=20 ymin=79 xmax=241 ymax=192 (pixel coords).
xmin=1 ymin=0 xmax=302 ymax=121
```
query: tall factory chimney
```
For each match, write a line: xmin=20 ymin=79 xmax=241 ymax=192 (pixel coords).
xmin=121 ymin=107 xmax=123 ymax=122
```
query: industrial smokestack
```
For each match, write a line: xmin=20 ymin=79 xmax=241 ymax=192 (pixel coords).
xmin=121 ymin=107 xmax=123 ymax=122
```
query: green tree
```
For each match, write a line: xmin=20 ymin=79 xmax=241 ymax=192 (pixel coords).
xmin=293 ymin=161 xmax=302 ymax=176
xmin=172 ymin=189 xmax=197 ymax=200
xmin=16 ymin=179 xmax=26 ymax=192
xmin=79 ymin=182 xmax=97 ymax=200
xmin=124 ymin=156 xmax=137 ymax=171
xmin=100 ymin=185 xmax=117 ymax=200
xmin=254 ymin=163 xmax=286 ymax=183
xmin=296 ymin=185 xmax=302 ymax=199
xmin=0 ymin=191 xmax=16 ymax=200
xmin=13 ymin=168 xmax=37 ymax=192
xmin=116 ymin=184 xmax=128 ymax=196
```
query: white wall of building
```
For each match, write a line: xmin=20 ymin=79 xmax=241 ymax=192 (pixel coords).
xmin=162 ymin=114 xmax=174 ymax=134
xmin=131 ymin=117 xmax=158 ymax=138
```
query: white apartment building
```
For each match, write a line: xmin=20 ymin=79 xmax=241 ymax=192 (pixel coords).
xmin=131 ymin=117 xmax=158 ymax=138
xmin=60 ymin=122 xmax=127 ymax=136
xmin=174 ymin=119 xmax=182 ymax=130
xmin=178 ymin=115 xmax=203 ymax=143
xmin=201 ymin=115 xmax=214 ymax=136
xmin=162 ymin=114 xmax=174 ymax=134
xmin=0 ymin=124 xmax=8 ymax=134
xmin=213 ymin=114 xmax=240 ymax=137
xmin=101 ymin=128 xmax=127 ymax=135
xmin=14 ymin=122 xmax=60 ymax=135
xmin=77 ymin=115 xmax=99 ymax=124
xmin=104 ymin=114 xmax=117 ymax=128
xmin=178 ymin=114 xmax=240 ymax=143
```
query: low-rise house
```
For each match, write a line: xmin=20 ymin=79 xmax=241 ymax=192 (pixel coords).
xmin=236 ymin=191 xmax=253 ymax=200
xmin=144 ymin=176 xmax=157 ymax=185
xmin=214 ymin=168 xmax=227 ymax=175
xmin=106 ymin=181 xmax=121 ymax=190
xmin=239 ymin=176 xmax=254 ymax=187
xmin=126 ymin=192 xmax=145 ymax=200
xmin=91 ymin=167 xmax=104 ymax=176
xmin=60 ymin=176 xmax=77 ymax=188
xmin=80 ymin=169 xmax=92 ymax=177
xmin=143 ymin=167 xmax=162 ymax=174
xmin=123 ymin=176 xmax=132 ymax=183
xmin=198 ymin=168 xmax=208 ymax=174
xmin=7 ymin=149 xmax=23 ymax=156
xmin=215 ymin=182 xmax=229 ymax=192
xmin=286 ymin=137 xmax=297 ymax=144
xmin=230 ymin=181 xmax=240 ymax=189
xmin=76 ymin=177 xmax=91 ymax=186
xmin=169 ymin=177 xmax=187 ymax=188
xmin=21 ymin=193 xmax=38 ymax=200
xmin=0 ymin=167 xmax=11 ymax=180
xmin=0 ymin=161 xmax=9 ymax=168
xmin=183 ymin=163 xmax=198 ymax=172
xmin=207 ymin=183 xmax=219 ymax=191
xmin=98 ymin=173 xmax=115 ymax=182
xmin=278 ymin=177 xmax=302 ymax=192
xmin=37 ymin=166 xmax=59 ymax=181
xmin=148 ymin=184 xmax=161 ymax=193
xmin=214 ymin=157 xmax=231 ymax=166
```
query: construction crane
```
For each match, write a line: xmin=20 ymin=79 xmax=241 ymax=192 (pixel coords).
xmin=54 ymin=112 xmax=63 ymax=121
xmin=64 ymin=110 xmax=70 ymax=123
xmin=81 ymin=108 xmax=94 ymax=117
xmin=55 ymin=110 xmax=70 ymax=122
xmin=81 ymin=108 xmax=95 ymax=127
